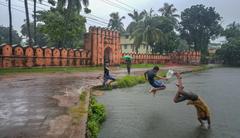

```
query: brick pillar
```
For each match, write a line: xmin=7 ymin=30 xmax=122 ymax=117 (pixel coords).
xmin=13 ymin=45 xmax=24 ymax=67
xmin=44 ymin=47 xmax=52 ymax=66
xmin=25 ymin=46 xmax=34 ymax=67
xmin=35 ymin=47 xmax=44 ymax=66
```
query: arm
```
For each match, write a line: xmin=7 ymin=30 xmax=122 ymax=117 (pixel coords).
xmin=156 ymin=75 xmax=168 ymax=80
xmin=175 ymin=72 xmax=184 ymax=92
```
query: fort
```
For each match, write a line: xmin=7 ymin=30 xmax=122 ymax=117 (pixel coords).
xmin=0 ymin=27 xmax=201 ymax=68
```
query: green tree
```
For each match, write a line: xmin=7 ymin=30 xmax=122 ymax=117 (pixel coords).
xmin=108 ymin=12 xmax=125 ymax=33
xmin=216 ymin=38 xmax=240 ymax=66
xmin=21 ymin=22 xmax=48 ymax=46
xmin=0 ymin=26 xmax=21 ymax=44
xmin=37 ymin=9 xmax=86 ymax=48
xmin=158 ymin=2 xmax=179 ymax=27
xmin=131 ymin=9 xmax=163 ymax=53
xmin=179 ymin=4 xmax=222 ymax=63
xmin=223 ymin=22 xmax=240 ymax=41
xmin=56 ymin=0 xmax=90 ymax=13
xmin=126 ymin=10 xmax=145 ymax=34
xmin=216 ymin=22 xmax=240 ymax=66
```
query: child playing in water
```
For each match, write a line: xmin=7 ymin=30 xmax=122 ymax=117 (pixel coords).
xmin=144 ymin=66 xmax=168 ymax=96
xmin=174 ymin=72 xmax=211 ymax=128
xmin=103 ymin=63 xmax=116 ymax=87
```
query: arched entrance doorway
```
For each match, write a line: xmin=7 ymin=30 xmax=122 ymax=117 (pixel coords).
xmin=104 ymin=47 xmax=112 ymax=65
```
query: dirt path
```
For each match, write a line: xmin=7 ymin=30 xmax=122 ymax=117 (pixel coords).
xmin=0 ymin=65 xmax=200 ymax=137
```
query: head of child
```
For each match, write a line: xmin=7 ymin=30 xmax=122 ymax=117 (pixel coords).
xmin=153 ymin=66 xmax=159 ymax=73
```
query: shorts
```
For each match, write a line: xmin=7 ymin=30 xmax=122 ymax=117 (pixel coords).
xmin=150 ymin=80 xmax=166 ymax=88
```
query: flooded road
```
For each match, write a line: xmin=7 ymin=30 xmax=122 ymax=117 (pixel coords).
xmin=97 ymin=68 xmax=240 ymax=138
xmin=0 ymin=74 xmax=100 ymax=137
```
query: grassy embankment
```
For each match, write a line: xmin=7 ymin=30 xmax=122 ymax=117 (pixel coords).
xmin=68 ymin=91 xmax=106 ymax=138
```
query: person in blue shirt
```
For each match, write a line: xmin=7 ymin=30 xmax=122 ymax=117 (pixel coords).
xmin=144 ymin=66 xmax=168 ymax=96
xmin=103 ymin=63 xmax=116 ymax=87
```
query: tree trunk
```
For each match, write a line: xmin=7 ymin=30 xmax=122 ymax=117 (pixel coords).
xmin=24 ymin=0 xmax=32 ymax=46
xmin=8 ymin=0 xmax=12 ymax=45
xmin=33 ymin=0 xmax=37 ymax=45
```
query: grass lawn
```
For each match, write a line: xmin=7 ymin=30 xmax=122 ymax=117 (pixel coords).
xmin=120 ymin=63 xmax=164 ymax=68
xmin=0 ymin=66 xmax=103 ymax=75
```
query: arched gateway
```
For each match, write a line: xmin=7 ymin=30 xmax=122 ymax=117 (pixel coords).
xmin=84 ymin=27 xmax=121 ymax=65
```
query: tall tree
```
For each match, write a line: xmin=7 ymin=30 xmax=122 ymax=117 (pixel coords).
xmin=223 ymin=22 xmax=240 ymax=41
xmin=126 ymin=10 xmax=145 ymax=34
xmin=179 ymin=4 xmax=222 ymax=63
xmin=158 ymin=3 xmax=179 ymax=28
xmin=131 ymin=9 xmax=163 ymax=53
xmin=0 ymin=26 xmax=21 ymax=44
xmin=21 ymin=22 xmax=48 ymax=46
xmin=108 ymin=12 xmax=125 ymax=33
xmin=24 ymin=0 xmax=32 ymax=46
xmin=158 ymin=3 xmax=179 ymax=18
xmin=8 ymin=0 xmax=12 ymax=44
xmin=37 ymin=10 xmax=86 ymax=48
xmin=57 ymin=0 xmax=89 ymax=13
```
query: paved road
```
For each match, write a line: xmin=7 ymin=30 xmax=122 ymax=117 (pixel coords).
xmin=98 ymin=67 xmax=240 ymax=138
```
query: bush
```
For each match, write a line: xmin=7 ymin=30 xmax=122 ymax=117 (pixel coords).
xmin=87 ymin=97 xmax=106 ymax=138
xmin=116 ymin=75 xmax=146 ymax=88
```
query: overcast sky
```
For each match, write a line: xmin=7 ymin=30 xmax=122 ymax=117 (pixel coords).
xmin=1 ymin=0 xmax=240 ymax=36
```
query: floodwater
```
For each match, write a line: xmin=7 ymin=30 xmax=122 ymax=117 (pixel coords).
xmin=97 ymin=68 xmax=240 ymax=138
xmin=0 ymin=74 xmax=99 ymax=137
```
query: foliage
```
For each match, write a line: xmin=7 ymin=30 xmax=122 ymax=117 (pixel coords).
xmin=37 ymin=9 xmax=86 ymax=48
xmin=216 ymin=38 xmax=240 ymax=66
xmin=120 ymin=63 xmax=164 ymax=68
xmin=126 ymin=10 xmax=146 ymax=34
xmin=87 ymin=97 xmax=106 ymax=138
xmin=56 ymin=0 xmax=89 ymax=13
xmin=0 ymin=26 xmax=21 ymax=44
xmin=223 ymin=22 xmax=240 ymax=41
xmin=179 ymin=4 xmax=223 ymax=62
xmin=216 ymin=22 xmax=240 ymax=66
xmin=21 ymin=22 xmax=48 ymax=46
xmin=108 ymin=12 xmax=125 ymax=33
xmin=116 ymin=75 xmax=146 ymax=88
xmin=131 ymin=9 xmax=163 ymax=53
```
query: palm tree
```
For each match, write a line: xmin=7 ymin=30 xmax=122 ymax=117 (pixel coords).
xmin=57 ymin=0 xmax=89 ymax=13
xmin=108 ymin=12 xmax=125 ymax=33
xmin=8 ymin=0 xmax=12 ymax=45
xmin=158 ymin=3 xmax=179 ymax=17
xmin=131 ymin=9 xmax=163 ymax=53
xmin=158 ymin=3 xmax=179 ymax=26
xmin=24 ymin=0 xmax=32 ymax=46
xmin=126 ymin=10 xmax=145 ymax=34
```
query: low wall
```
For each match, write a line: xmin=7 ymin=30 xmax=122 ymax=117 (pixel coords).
xmin=121 ymin=51 xmax=201 ymax=65
xmin=0 ymin=44 xmax=201 ymax=68
xmin=0 ymin=44 xmax=91 ymax=68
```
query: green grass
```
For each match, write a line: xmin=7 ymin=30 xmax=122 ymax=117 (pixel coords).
xmin=87 ymin=97 xmax=106 ymax=138
xmin=0 ymin=66 xmax=103 ymax=75
xmin=68 ymin=91 xmax=88 ymax=125
xmin=120 ymin=63 xmax=164 ymax=68
xmin=116 ymin=75 xmax=146 ymax=88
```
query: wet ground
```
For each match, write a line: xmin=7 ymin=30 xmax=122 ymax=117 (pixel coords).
xmin=97 ymin=67 xmax=240 ymax=138
xmin=0 ymin=65 xmax=205 ymax=137
xmin=0 ymin=73 xmax=101 ymax=138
